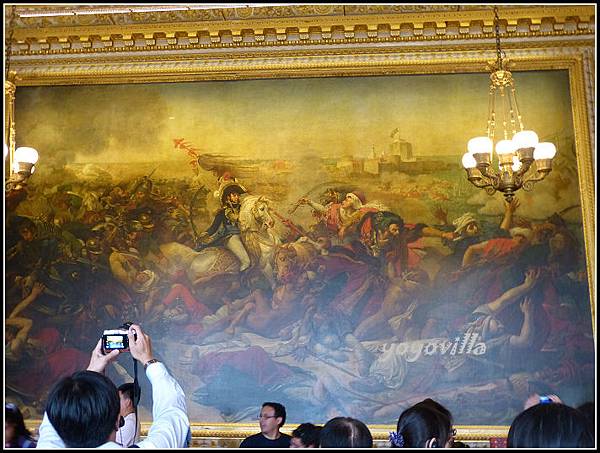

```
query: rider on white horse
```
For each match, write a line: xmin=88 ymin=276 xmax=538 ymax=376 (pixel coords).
xmin=197 ymin=175 xmax=251 ymax=272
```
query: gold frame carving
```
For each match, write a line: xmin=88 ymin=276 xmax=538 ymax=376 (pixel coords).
xmin=8 ymin=4 xmax=595 ymax=445
xmin=23 ymin=420 xmax=511 ymax=445
xmin=6 ymin=5 xmax=596 ymax=53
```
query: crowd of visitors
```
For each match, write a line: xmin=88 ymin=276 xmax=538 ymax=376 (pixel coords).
xmin=5 ymin=323 xmax=594 ymax=449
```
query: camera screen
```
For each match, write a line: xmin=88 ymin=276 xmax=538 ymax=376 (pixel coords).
xmin=104 ymin=334 xmax=127 ymax=350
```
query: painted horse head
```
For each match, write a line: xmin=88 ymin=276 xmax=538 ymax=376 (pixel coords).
xmin=274 ymin=241 xmax=319 ymax=283
xmin=239 ymin=195 xmax=275 ymax=232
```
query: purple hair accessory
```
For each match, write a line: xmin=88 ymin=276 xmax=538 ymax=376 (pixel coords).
xmin=389 ymin=431 xmax=404 ymax=447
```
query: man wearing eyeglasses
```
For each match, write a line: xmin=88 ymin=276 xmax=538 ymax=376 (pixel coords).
xmin=239 ymin=402 xmax=291 ymax=448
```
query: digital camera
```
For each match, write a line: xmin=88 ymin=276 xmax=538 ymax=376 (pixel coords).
xmin=102 ymin=329 xmax=129 ymax=351
xmin=102 ymin=322 xmax=134 ymax=352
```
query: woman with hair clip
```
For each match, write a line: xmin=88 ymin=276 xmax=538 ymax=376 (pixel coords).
xmin=508 ymin=400 xmax=593 ymax=448
xmin=389 ymin=399 xmax=455 ymax=448
xmin=5 ymin=403 xmax=37 ymax=448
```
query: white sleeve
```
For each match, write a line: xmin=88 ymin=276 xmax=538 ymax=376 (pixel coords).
xmin=36 ymin=412 xmax=66 ymax=448
xmin=136 ymin=362 xmax=190 ymax=449
xmin=116 ymin=413 xmax=137 ymax=447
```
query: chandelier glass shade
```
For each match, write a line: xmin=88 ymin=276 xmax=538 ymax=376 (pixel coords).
xmin=12 ymin=146 xmax=39 ymax=175
xmin=462 ymin=7 xmax=556 ymax=202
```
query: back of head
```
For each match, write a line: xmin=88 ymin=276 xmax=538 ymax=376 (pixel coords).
xmin=395 ymin=404 xmax=452 ymax=448
xmin=576 ymin=401 xmax=595 ymax=439
xmin=320 ymin=417 xmax=373 ymax=448
xmin=508 ymin=403 xmax=594 ymax=448
xmin=46 ymin=370 xmax=120 ymax=448
xmin=414 ymin=399 xmax=453 ymax=423
xmin=118 ymin=382 xmax=140 ymax=406
xmin=262 ymin=402 xmax=286 ymax=427
xmin=291 ymin=423 xmax=322 ymax=448
xmin=5 ymin=403 xmax=32 ymax=441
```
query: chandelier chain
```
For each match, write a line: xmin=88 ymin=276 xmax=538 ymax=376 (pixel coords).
xmin=494 ymin=6 xmax=503 ymax=70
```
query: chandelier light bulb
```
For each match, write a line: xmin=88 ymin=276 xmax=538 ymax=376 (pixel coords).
xmin=467 ymin=136 xmax=493 ymax=155
xmin=495 ymin=139 xmax=516 ymax=155
xmin=14 ymin=146 xmax=39 ymax=165
xmin=30 ymin=165 xmax=36 ymax=174
xmin=462 ymin=152 xmax=477 ymax=169
xmin=533 ymin=142 xmax=557 ymax=160
xmin=512 ymin=130 xmax=539 ymax=150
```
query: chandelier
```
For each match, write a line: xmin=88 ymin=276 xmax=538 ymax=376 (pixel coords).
xmin=461 ymin=6 xmax=556 ymax=202
xmin=5 ymin=5 xmax=39 ymax=192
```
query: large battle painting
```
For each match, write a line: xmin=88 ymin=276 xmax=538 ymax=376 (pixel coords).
xmin=5 ymin=70 xmax=594 ymax=427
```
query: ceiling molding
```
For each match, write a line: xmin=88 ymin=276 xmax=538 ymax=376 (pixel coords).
xmin=6 ymin=5 xmax=595 ymax=55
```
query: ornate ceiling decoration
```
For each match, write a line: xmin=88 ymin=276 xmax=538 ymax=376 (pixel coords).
xmin=5 ymin=4 xmax=595 ymax=55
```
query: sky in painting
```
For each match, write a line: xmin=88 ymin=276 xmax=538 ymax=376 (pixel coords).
xmin=15 ymin=70 xmax=573 ymax=164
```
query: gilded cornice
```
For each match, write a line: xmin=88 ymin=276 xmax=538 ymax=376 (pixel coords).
xmin=8 ymin=44 xmax=592 ymax=87
xmin=7 ymin=5 xmax=595 ymax=27
xmin=6 ymin=5 xmax=595 ymax=54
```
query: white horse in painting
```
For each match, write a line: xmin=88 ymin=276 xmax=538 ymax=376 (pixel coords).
xmin=160 ymin=195 xmax=281 ymax=286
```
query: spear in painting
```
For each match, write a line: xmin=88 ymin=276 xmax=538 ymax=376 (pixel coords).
xmin=289 ymin=180 xmax=354 ymax=214
xmin=271 ymin=209 xmax=314 ymax=240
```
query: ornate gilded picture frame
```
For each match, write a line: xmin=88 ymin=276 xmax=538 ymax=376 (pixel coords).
xmin=5 ymin=4 xmax=595 ymax=447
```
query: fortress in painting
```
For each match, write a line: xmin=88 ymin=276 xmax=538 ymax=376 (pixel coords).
xmin=339 ymin=129 xmax=456 ymax=177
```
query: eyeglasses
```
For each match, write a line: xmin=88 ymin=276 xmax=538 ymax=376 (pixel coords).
xmin=257 ymin=414 xmax=277 ymax=420
xmin=450 ymin=428 xmax=457 ymax=438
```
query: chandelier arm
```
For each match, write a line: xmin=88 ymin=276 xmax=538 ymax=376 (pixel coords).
xmin=513 ymin=160 xmax=534 ymax=178
xmin=468 ymin=178 xmax=495 ymax=189
xmin=5 ymin=172 xmax=28 ymax=191
xmin=479 ymin=165 xmax=499 ymax=181
xmin=468 ymin=178 xmax=499 ymax=194
xmin=469 ymin=168 xmax=500 ymax=189
xmin=522 ymin=171 xmax=550 ymax=185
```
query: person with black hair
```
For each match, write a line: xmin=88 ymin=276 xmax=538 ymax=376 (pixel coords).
xmin=319 ymin=417 xmax=373 ymax=448
xmin=576 ymin=401 xmax=595 ymax=444
xmin=415 ymin=400 xmax=469 ymax=448
xmin=414 ymin=399 xmax=452 ymax=422
xmin=5 ymin=403 xmax=37 ymax=448
xmin=507 ymin=402 xmax=593 ymax=448
xmin=36 ymin=323 xmax=189 ymax=448
xmin=290 ymin=422 xmax=321 ymax=448
xmin=390 ymin=401 xmax=453 ymax=448
xmin=116 ymin=382 xmax=141 ymax=447
xmin=239 ymin=402 xmax=291 ymax=448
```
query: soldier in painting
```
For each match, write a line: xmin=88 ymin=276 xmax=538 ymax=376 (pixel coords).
xmin=197 ymin=174 xmax=251 ymax=272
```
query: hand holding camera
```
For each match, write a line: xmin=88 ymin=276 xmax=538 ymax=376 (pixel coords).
xmin=87 ymin=339 xmax=120 ymax=373
xmin=126 ymin=323 xmax=154 ymax=365
xmin=89 ymin=323 xmax=154 ymax=374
